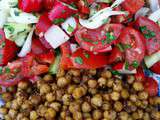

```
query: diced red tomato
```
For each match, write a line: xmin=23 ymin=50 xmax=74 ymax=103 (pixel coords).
xmin=48 ymin=1 xmax=78 ymax=24
xmin=71 ymin=48 xmax=108 ymax=69
xmin=37 ymin=50 xmax=55 ymax=64
xmin=118 ymin=27 xmax=145 ymax=68
xmin=31 ymin=38 xmax=49 ymax=55
xmin=134 ymin=16 xmax=160 ymax=55
xmin=18 ymin=0 xmax=43 ymax=12
xmin=121 ymin=0 xmax=144 ymax=14
xmin=75 ymin=24 xmax=124 ymax=52
xmin=77 ymin=0 xmax=90 ymax=14
xmin=135 ymin=67 xmax=145 ymax=82
xmin=39 ymin=37 xmax=52 ymax=49
xmin=43 ymin=0 xmax=55 ymax=10
xmin=0 ymin=39 xmax=19 ymax=66
xmin=60 ymin=0 xmax=78 ymax=4
xmin=97 ymin=3 xmax=109 ymax=10
xmin=144 ymin=77 xmax=158 ymax=96
xmin=31 ymin=65 xmax=49 ymax=75
xmin=0 ymin=60 xmax=23 ymax=87
xmin=35 ymin=13 xmax=52 ymax=37
xmin=150 ymin=62 xmax=160 ymax=74
xmin=112 ymin=62 xmax=124 ymax=70
xmin=60 ymin=42 xmax=73 ymax=69
xmin=108 ymin=47 xmax=124 ymax=64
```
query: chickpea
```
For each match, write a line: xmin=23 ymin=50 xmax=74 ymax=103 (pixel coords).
xmin=45 ymin=108 xmax=56 ymax=119
xmin=37 ymin=105 xmax=47 ymax=117
xmin=91 ymin=94 xmax=103 ymax=107
xmin=56 ymin=68 xmax=65 ymax=77
xmin=133 ymin=82 xmax=144 ymax=91
xmin=30 ymin=111 xmax=38 ymax=120
xmin=102 ymin=101 xmax=111 ymax=110
xmin=137 ymin=109 xmax=143 ymax=119
xmin=129 ymin=94 xmax=138 ymax=102
xmin=16 ymin=113 xmax=25 ymax=120
xmin=103 ymin=110 xmax=116 ymax=119
xmin=7 ymin=86 xmax=16 ymax=93
xmin=132 ymin=112 xmax=140 ymax=120
xmin=40 ymin=84 xmax=51 ymax=95
xmin=21 ymin=100 xmax=32 ymax=110
xmin=151 ymin=111 xmax=160 ymax=119
xmin=69 ymin=102 xmax=81 ymax=113
xmin=110 ymin=91 xmax=120 ymax=101
xmin=67 ymin=85 xmax=76 ymax=94
xmin=101 ymin=70 xmax=112 ymax=78
xmin=89 ymin=69 xmax=97 ymax=75
xmin=46 ymin=93 xmax=55 ymax=102
xmin=8 ymin=109 xmax=17 ymax=119
xmin=21 ymin=117 xmax=29 ymax=120
xmin=0 ymin=107 xmax=8 ymax=115
xmin=113 ymin=81 xmax=122 ymax=92
xmin=69 ymin=69 xmax=80 ymax=77
xmin=143 ymin=112 xmax=150 ymax=120
xmin=5 ymin=101 xmax=11 ymax=109
xmin=60 ymin=111 xmax=67 ymax=119
xmin=50 ymin=102 xmax=61 ymax=112
xmin=83 ymin=113 xmax=91 ymax=118
xmin=121 ymin=89 xmax=129 ymax=99
xmin=107 ymin=78 xmax=114 ymax=88
xmin=2 ymin=92 xmax=12 ymax=102
xmin=18 ymin=81 xmax=28 ymax=90
xmin=82 ymin=102 xmax=91 ymax=112
xmin=73 ymin=111 xmax=82 ymax=120
xmin=29 ymin=95 xmax=41 ymax=105
xmin=92 ymin=110 xmax=102 ymax=120
xmin=56 ymin=89 xmax=65 ymax=101
xmin=138 ymin=91 xmax=148 ymax=100
xmin=98 ymin=77 xmax=107 ymax=87
xmin=57 ymin=77 xmax=70 ymax=87
xmin=4 ymin=115 xmax=12 ymax=120
xmin=11 ymin=99 xmax=19 ymax=110
xmin=114 ymin=101 xmax=123 ymax=112
xmin=88 ymin=79 xmax=97 ymax=88
xmin=66 ymin=116 xmax=73 ymax=120
xmin=127 ymin=75 xmax=135 ymax=84
xmin=153 ymin=97 xmax=160 ymax=105
xmin=119 ymin=112 xmax=129 ymax=120
xmin=88 ymin=88 xmax=98 ymax=95
xmin=72 ymin=87 xmax=86 ymax=99
xmin=62 ymin=94 xmax=71 ymax=105
xmin=43 ymin=74 xmax=53 ymax=82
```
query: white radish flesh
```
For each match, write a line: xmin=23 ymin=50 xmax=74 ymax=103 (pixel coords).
xmin=148 ymin=9 xmax=160 ymax=22
xmin=135 ymin=7 xmax=150 ymax=20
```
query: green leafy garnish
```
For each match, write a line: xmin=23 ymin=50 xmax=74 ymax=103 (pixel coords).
xmin=116 ymin=43 xmax=132 ymax=52
xmin=0 ymin=41 xmax=5 ymax=48
xmin=75 ymin=57 xmax=83 ymax=64
xmin=139 ymin=26 xmax=156 ymax=39
xmin=0 ymin=67 xmax=2 ymax=74
xmin=5 ymin=67 xmax=10 ymax=73
xmin=106 ymin=32 xmax=116 ymax=44
xmin=83 ymin=52 xmax=90 ymax=58
xmin=111 ymin=70 xmax=120 ymax=75
xmin=67 ymin=25 xmax=74 ymax=33
xmin=132 ymin=60 xmax=139 ymax=68
xmin=125 ymin=61 xmax=129 ymax=70
xmin=53 ymin=18 xmax=65 ymax=24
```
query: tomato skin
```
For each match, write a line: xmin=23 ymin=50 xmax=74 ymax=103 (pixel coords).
xmin=144 ymin=77 xmax=158 ymax=97
xmin=150 ymin=62 xmax=160 ymax=74
xmin=31 ymin=38 xmax=49 ymax=55
xmin=18 ymin=0 xmax=43 ymax=12
xmin=35 ymin=13 xmax=52 ymax=37
xmin=134 ymin=16 xmax=160 ymax=55
xmin=135 ymin=67 xmax=145 ymax=82
xmin=77 ymin=0 xmax=90 ymax=14
xmin=119 ymin=27 xmax=145 ymax=66
xmin=43 ymin=0 xmax=55 ymax=10
xmin=121 ymin=0 xmax=144 ymax=14
xmin=60 ymin=42 xmax=73 ymax=69
xmin=71 ymin=48 xmax=108 ymax=69
xmin=75 ymin=24 xmax=124 ymax=52
xmin=39 ymin=37 xmax=52 ymax=49
xmin=108 ymin=47 xmax=123 ymax=64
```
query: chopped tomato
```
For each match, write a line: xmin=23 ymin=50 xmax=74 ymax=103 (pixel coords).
xmin=150 ymin=62 xmax=160 ymax=74
xmin=0 ymin=60 xmax=23 ymax=87
xmin=39 ymin=37 xmax=52 ymax=49
xmin=43 ymin=0 xmax=55 ymax=10
xmin=75 ymin=24 xmax=124 ymax=52
xmin=31 ymin=65 xmax=49 ymax=76
xmin=77 ymin=0 xmax=90 ymax=14
xmin=31 ymin=38 xmax=49 ymax=55
xmin=0 ymin=39 xmax=19 ymax=66
xmin=108 ymin=47 xmax=124 ymax=64
xmin=18 ymin=0 xmax=43 ymax=12
xmin=37 ymin=50 xmax=55 ymax=64
xmin=144 ymin=77 xmax=158 ymax=96
xmin=71 ymin=48 xmax=108 ymax=69
xmin=135 ymin=67 xmax=145 ymax=82
xmin=134 ymin=16 xmax=160 ymax=55
xmin=121 ymin=0 xmax=144 ymax=14
xmin=60 ymin=42 xmax=73 ymax=69
xmin=118 ymin=27 xmax=145 ymax=68
xmin=35 ymin=13 xmax=52 ymax=37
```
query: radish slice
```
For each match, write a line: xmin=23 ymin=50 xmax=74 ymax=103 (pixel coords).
xmin=79 ymin=0 xmax=127 ymax=29
xmin=79 ymin=10 xmax=127 ymax=29
xmin=135 ymin=7 xmax=150 ymax=20
xmin=149 ymin=0 xmax=160 ymax=12
xmin=18 ymin=27 xmax=35 ymax=57
xmin=148 ymin=9 xmax=160 ymax=22
xmin=10 ymin=8 xmax=38 ymax=24
xmin=0 ymin=9 xmax=9 ymax=28
xmin=44 ymin=25 xmax=69 ymax=49
xmin=61 ymin=17 xmax=78 ymax=35
xmin=144 ymin=51 xmax=160 ymax=68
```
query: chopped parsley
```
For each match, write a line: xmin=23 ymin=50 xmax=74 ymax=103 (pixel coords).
xmin=0 ymin=67 xmax=2 ymax=74
xmin=106 ymin=32 xmax=116 ymax=44
xmin=132 ymin=60 xmax=139 ymax=68
xmin=83 ymin=52 xmax=90 ymax=58
xmin=82 ymin=37 xmax=93 ymax=43
xmin=0 ymin=41 xmax=5 ymax=48
xmin=67 ymin=25 xmax=74 ymax=33
xmin=139 ymin=26 xmax=156 ymax=39
xmin=53 ymin=18 xmax=65 ymax=24
xmin=93 ymin=41 xmax=98 ymax=44
xmin=125 ymin=61 xmax=129 ymax=70
xmin=117 ymin=43 xmax=132 ymax=52
xmin=5 ymin=67 xmax=10 ymax=73
xmin=111 ymin=70 xmax=120 ymax=75
xmin=75 ymin=57 xmax=83 ymax=64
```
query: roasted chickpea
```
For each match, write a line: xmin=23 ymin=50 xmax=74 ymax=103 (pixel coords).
xmin=5 ymin=101 xmax=11 ymax=109
xmin=119 ymin=111 xmax=129 ymax=120
xmin=91 ymin=94 xmax=103 ymax=107
xmin=11 ymin=99 xmax=19 ymax=110
xmin=40 ymin=84 xmax=51 ymax=95
xmin=101 ymin=70 xmax=112 ymax=78
xmin=114 ymin=101 xmax=123 ymax=112
xmin=2 ymin=92 xmax=12 ymax=102
xmin=121 ymin=89 xmax=129 ymax=99
xmin=57 ymin=77 xmax=70 ymax=87
xmin=88 ymin=69 xmax=97 ymax=75
xmin=43 ymin=74 xmax=53 ymax=82
xmin=30 ymin=111 xmax=38 ymax=120
xmin=56 ymin=68 xmax=65 ymax=77
xmin=110 ymin=91 xmax=120 ymax=101
xmin=92 ymin=109 xmax=102 ymax=120
xmin=16 ymin=113 xmax=25 ymax=120
xmin=98 ymin=77 xmax=107 ymax=87
xmin=73 ymin=111 xmax=82 ymax=120
xmin=88 ymin=79 xmax=97 ymax=88
xmin=103 ymin=94 xmax=110 ymax=101
xmin=50 ymin=102 xmax=61 ymax=112
xmin=8 ymin=109 xmax=17 ymax=119
xmin=138 ymin=91 xmax=148 ymax=100
xmin=18 ymin=81 xmax=28 ymax=90
xmin=67 ymin=85 xmax=76 ymax=94
xmin=107 ymin=78 xmax=114 ymax=88
xmin=46 ymin=93 xmax=56 ymax=102
xmin=45 ymin=108 xmax=56 ymax=119
xmin=4 ymin=115 xmax=12 ymax=120
xmin=37 ymin=105 xmax=47 ymax=117
xmin=133 ymin=82 xmax=144 ymax=91
xmin=0 ymin=107 xmax=8 ymax=115
xmin=72 ymin=87 xmax=86 ymax=99
xmin=29 ymin=95 xmax=41 ymax=105
xmin=69 ymin=69 xmax=80 ymax=77
xmin=69 ymin=102 xmax=81 ymax=113
xmin=82 ymin=102 xmax=91 ymax=113
xmin=153 ymin=97 xmax=160 ymax=105
xmin=62 ymin=94 xmax=71 ymax=105
xmin=102 ymin=101 xmax=111 ymax=111
xmin=130 ymin=94 xmax=138 ymax=102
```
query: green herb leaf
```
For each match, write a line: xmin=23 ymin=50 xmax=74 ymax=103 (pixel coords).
xmin=116 ymin=43 xmax=124 ymax=52
xmin=93 ymin=41 xmax=98 ymax=44
xmin=140 ymin=26 xmax=156 ymax=39
xmin=125 ymin=61 xmax=129 ymax=70
xmin=132 ymin=60 xmax=139 ymax=68
xmin=139 ymin=26 xmax=147 ymax=32
xmin=83 ymin=52 xmax=90 ymax=58
xmin=111 ymin=70 xmax=120 ymax=75
xmin=75 ymin=57 xmax=83 ymax=64
xmin=53 ymin=18 xmax=65 ymax=24
xmin=67 ymin=25 xmax=74 ymax=33
xmin=0 ymin=41 xmax=5 ymax=48
xmin=106 ymin=32 xmax=116 ymax=44
xmin=0 ymin=67 xmax=3 ymax=74
xmin=5 ymin=67 xmax=10 ymax=73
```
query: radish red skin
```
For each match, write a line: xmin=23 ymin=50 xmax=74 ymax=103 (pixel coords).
xmin=48 ymin=1 xmax=78 ymax=24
